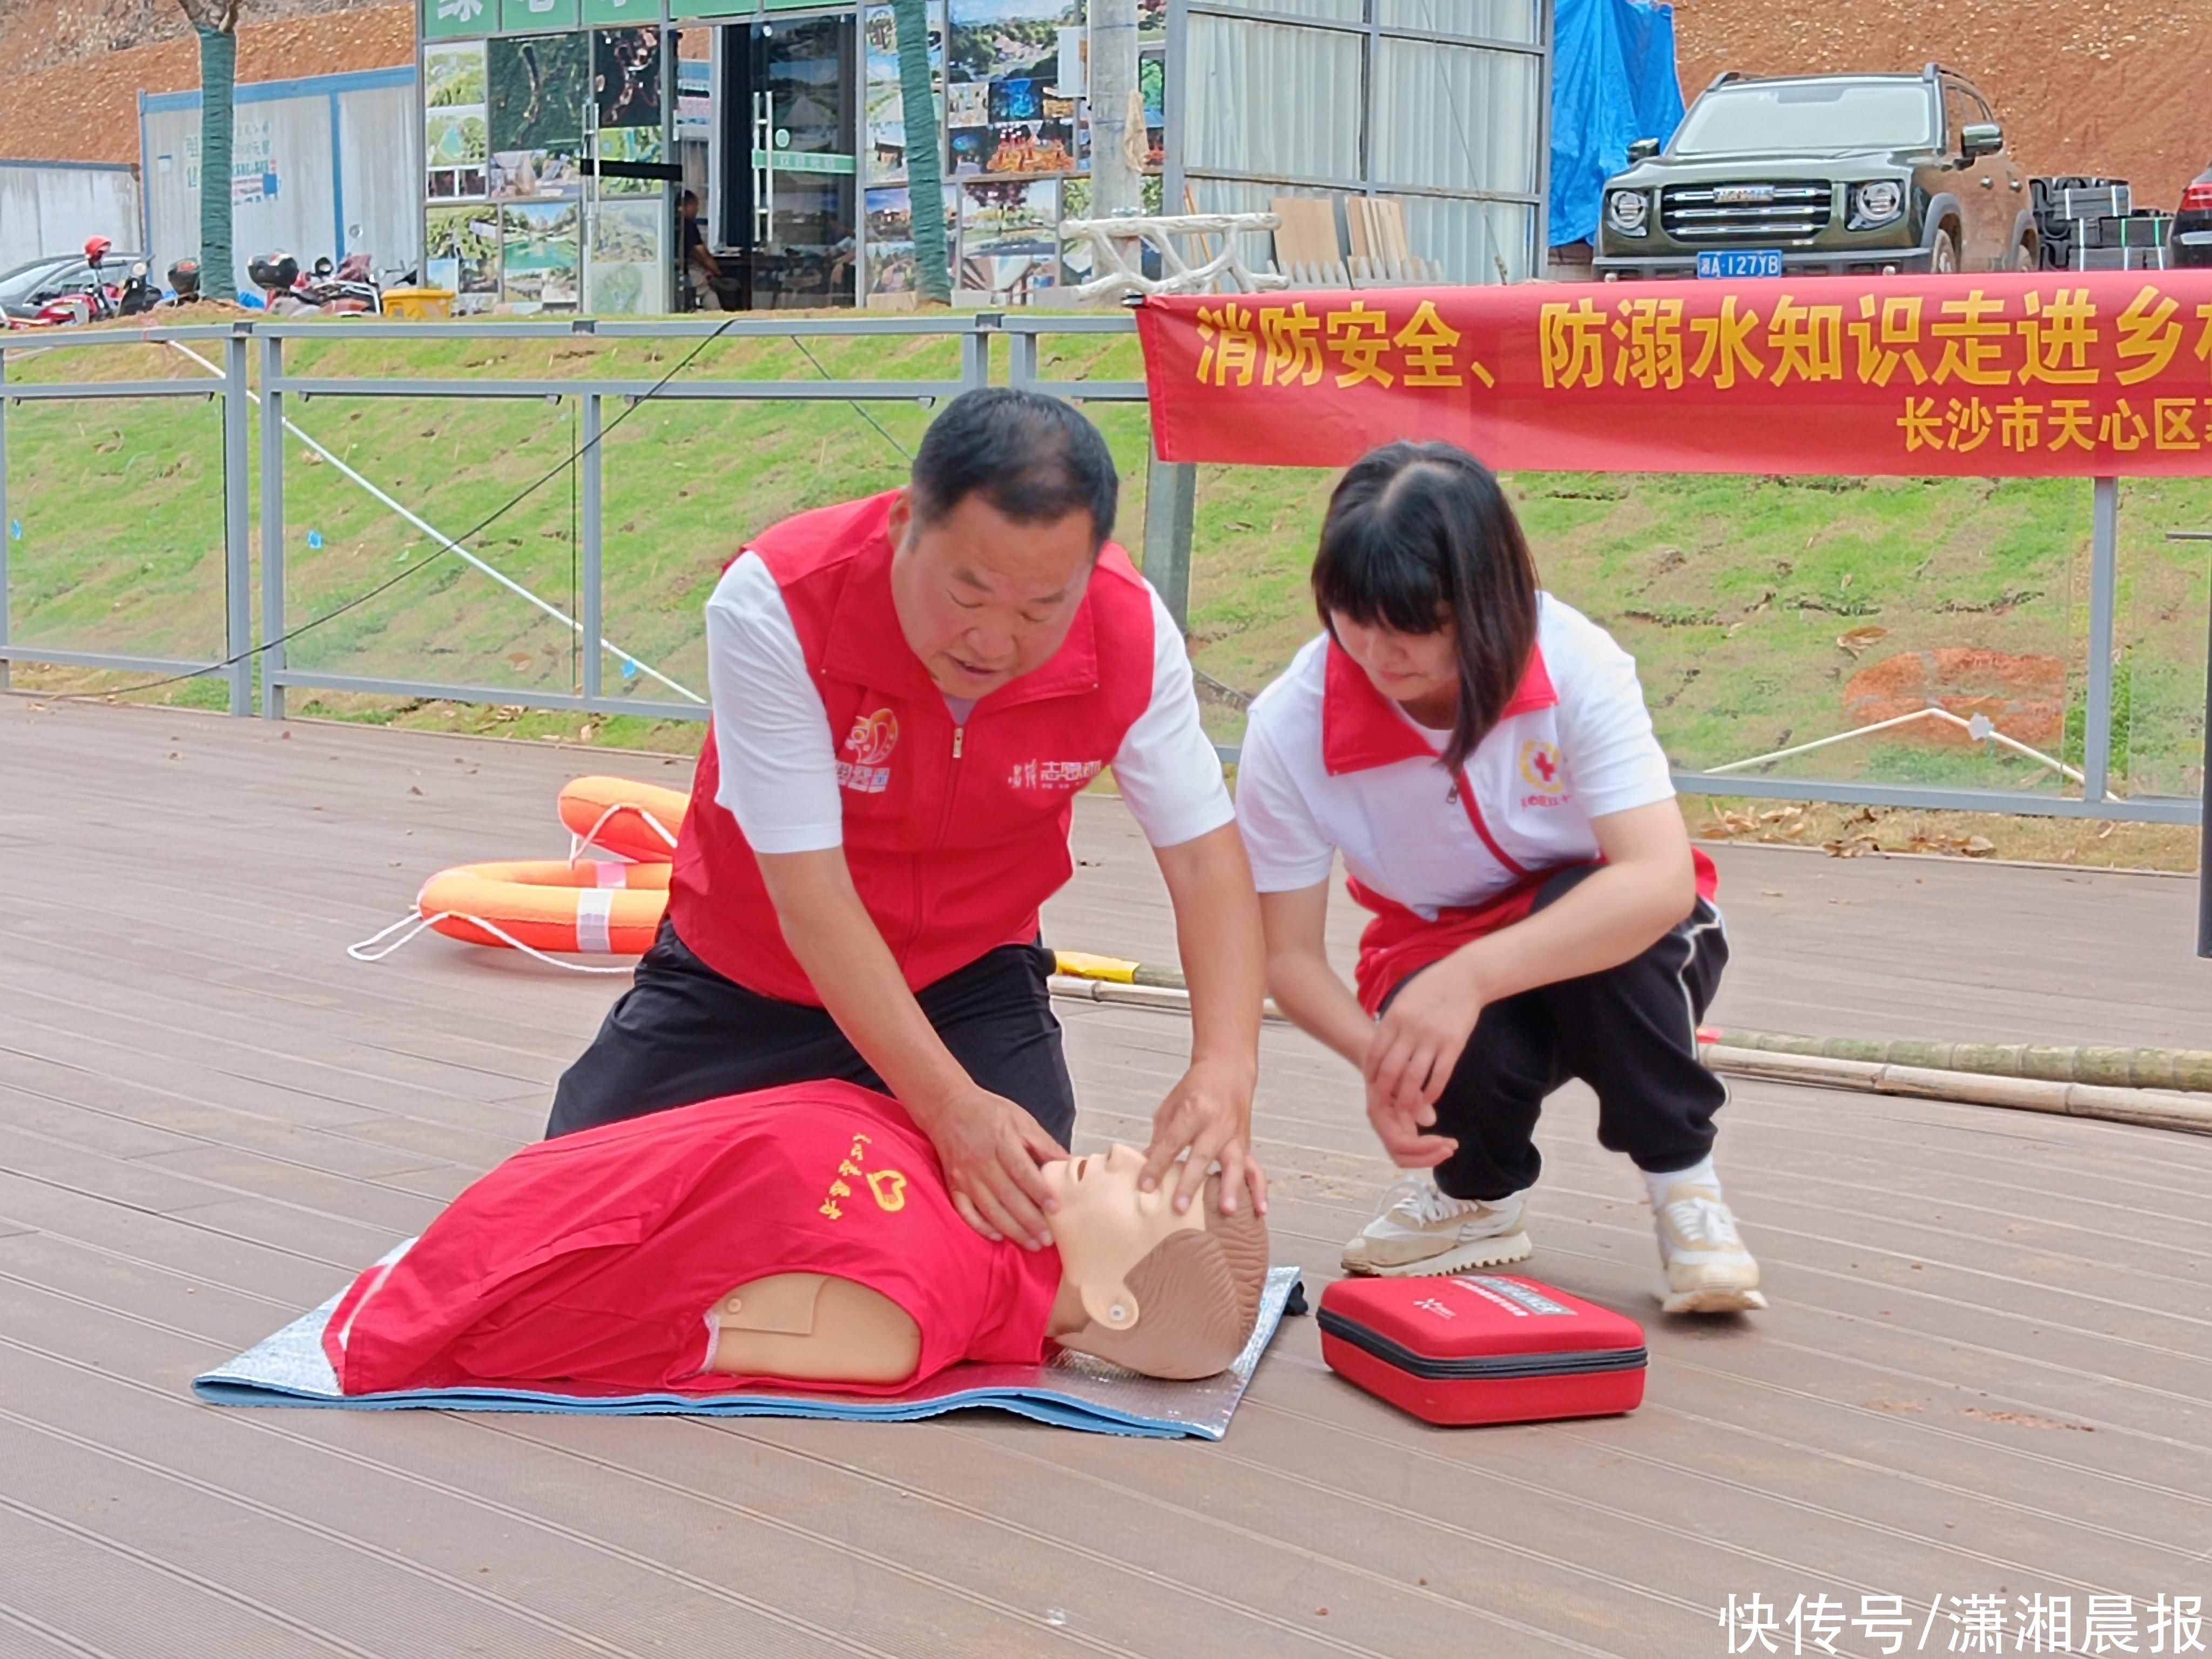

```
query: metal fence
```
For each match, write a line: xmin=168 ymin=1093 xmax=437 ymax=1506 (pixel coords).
xmin=0 ymin=312 xmax=2201 ymax=832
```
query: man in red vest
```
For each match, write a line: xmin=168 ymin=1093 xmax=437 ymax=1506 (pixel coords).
xmin=550 ymin=389 xmax=1266 ymax=1252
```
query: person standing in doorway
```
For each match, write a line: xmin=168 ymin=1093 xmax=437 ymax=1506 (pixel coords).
xmin=1233 ymin=441 xmax=1761 ymax=1314
xmin=550 ymin=389 xmax=1267 ymax=1252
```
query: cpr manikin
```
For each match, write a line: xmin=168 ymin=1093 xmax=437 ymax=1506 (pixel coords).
xmin=708 ymin=1144 xmax=1267 ymax=1385
xmin=325 ymin=1082 xmax=1268 ymax=1398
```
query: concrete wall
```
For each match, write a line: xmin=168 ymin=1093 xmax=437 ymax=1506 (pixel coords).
xmin=143 ymin=66 xmax=420 ymax=293
xmin=0 ymin=161 xmax=143 ymax=271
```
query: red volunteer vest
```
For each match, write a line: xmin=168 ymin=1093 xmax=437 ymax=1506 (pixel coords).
xmin=670 ymin=492 xmax=1158 ymax=1004
xmin=1320 ymin=639 xmax=1718 ymax=1015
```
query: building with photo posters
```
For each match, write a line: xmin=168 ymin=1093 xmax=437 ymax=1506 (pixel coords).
xmin=415 ymin=0 xmax=1550 ymax=314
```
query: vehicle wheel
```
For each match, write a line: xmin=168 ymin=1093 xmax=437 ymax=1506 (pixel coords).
xmin=1932 ymin=227 xmax=1960 ymax=273
xmin=2013 ymin=238 xmax=2038 ymax=271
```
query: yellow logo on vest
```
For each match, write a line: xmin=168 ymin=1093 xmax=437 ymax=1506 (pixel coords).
xmin=866 ymin=1170 xmax=909 ymax=1212
xmin=838 ymin=708 xmax=899 ymax=794
xmin=1517 ymin=739 xmax=1566 ymax=806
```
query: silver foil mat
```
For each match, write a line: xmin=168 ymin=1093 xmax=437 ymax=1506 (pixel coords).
xmin=192 ymin=1245 xmax=1301 ymax=1441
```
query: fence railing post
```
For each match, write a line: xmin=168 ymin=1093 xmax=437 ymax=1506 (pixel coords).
xmin=2083 ymin=475 xmax=2120 ymax=805
xmin=0 ymin=354 xmax=10 ymax=693
xmin=223 ymin=326 xmax=253 ymax=716
xmin=1007 ymin=329 xmax=1038 ymax=393
xmin=2201 ymin=581 xmax=2212 ymax=957
xmin=259 ymin=331 xmax=286 ymax=721
xmin=1143 ymin=457 xmax=1197 ymax=633
xmin=963 ymin=313 xmax=996 ymax=393
xmin=580 ymin=391 xmax=603 ymax=708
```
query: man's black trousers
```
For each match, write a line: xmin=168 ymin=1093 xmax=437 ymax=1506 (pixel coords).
xmin=1387 ymin=864 xmax=1730 ymax=1202
xmin=546 ymin=920 xmax=1076 ymax=1145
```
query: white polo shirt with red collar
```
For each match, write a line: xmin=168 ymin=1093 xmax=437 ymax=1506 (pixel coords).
xmin=1234 ymin=594 xmax=1716 ymax=1012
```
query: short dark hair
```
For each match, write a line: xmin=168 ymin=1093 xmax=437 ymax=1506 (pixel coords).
xmin=1312 ymin=441 xmax=1540 ymax=775
xmin=678 ymin=188 xmax=697 ymax=207
xmin=909 ymin=387 xmax=1118 ymax=549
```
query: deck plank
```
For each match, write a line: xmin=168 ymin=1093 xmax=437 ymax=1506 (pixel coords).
xmin=5 ymin=692 xmax=2211 ymax=1657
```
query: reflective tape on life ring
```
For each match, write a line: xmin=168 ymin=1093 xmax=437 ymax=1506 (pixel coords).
xmin=416 ymin=859 xmax=670 ymax=956
xmin=557 ymin=775 xmax=691 ymax=863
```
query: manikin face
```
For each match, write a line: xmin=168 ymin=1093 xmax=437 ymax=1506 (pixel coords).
xmin=887 ymin=488 xmax=1096 ymax=700
xmin=1328 ymin=609 xmax=1459 ymax=714
xmin=1038 ymin=1143 xmax=1204 ymax=1331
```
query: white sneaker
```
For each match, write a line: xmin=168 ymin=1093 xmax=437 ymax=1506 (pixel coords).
xmin=1653 ymin=1182 xmax=1766 ymax=1313
xmin=1341 ymin=1177 xmax=1534 ymax=1277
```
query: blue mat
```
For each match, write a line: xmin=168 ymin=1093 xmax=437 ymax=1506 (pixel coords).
xmin=192 ymin=1248 xmax=1301 ymax=1441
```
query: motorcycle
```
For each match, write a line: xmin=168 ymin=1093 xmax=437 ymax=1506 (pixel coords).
xmin=250 ymin=249 xmax=385 ymax=316
xmin=302 ymin=251 xmax=383 ymax=315
xmin=4 ymin=235 xmax=123 ymax=329
xmin=117 ymin=261 xmax=160 ymax=317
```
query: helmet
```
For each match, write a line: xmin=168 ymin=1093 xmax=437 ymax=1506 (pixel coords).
xmin=83 ymin=234 xmax=112 ymax=264
xmin=247 ymin=252 xmax=299 ymax=292
xmin=167 ymin=259 xmax=201 ymax=295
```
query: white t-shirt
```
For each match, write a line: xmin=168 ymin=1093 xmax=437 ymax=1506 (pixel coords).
xmin=705 ymin=550 xmax=1233 ymax=855
xmin=1235 ymin=594 xmax=1675 ymax=917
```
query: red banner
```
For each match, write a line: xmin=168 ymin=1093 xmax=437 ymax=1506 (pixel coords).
xmin=1134 ymin=273 xmax=2212 ymax=477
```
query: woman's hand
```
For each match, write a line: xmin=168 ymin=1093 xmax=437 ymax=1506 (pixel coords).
xmin=1363 ymin=953 xmax=1481 ymax=1166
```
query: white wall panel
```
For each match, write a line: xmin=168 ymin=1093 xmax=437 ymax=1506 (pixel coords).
xmin=1375 ymin=0 xmax=1540 ymax=44
xmin=0 ymin=165 xmax=141 ymax=270
xmin=1185 ymin=15 xmax=1361 ymax=181
xmin=141 ymin=72 xmax=418 ymax=294
xmin=1371 ymin=37 xmax=1539 ymax=195
xmin=339 ymin=85 xmax=423 ymax=276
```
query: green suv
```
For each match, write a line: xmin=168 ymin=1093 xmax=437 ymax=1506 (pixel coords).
xmin=1594 ymin=63 xmax=2036 ymax=279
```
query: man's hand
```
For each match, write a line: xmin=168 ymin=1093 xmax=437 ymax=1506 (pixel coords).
xmin=1363 ymin=954 xmax=1481 ymax=1164
xmin=1141 ymin=1057 xmax=1266 ymax=1217
xmin=914 ymin=1087 xmax=1066 ymax=1250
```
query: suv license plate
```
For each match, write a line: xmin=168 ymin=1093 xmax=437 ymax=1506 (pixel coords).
xmin=1698 ymin=249 xmax=1784 ymax=279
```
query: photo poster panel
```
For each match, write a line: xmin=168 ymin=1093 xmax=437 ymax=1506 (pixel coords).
xmin=865 ymin=184 xmax=959 ymax=300
xmin=588 ymin=197 xmax=666 ymax=315
xmin=864 ymin=4 xmax=947 ymax=186
xmin=593 ymin=27 xmax=663 ymax=129
xmin=959 ymin=176 xmax=1057 ymax=301
xmin=463 ymin=33 xmax=593 ymax=313
xmin=946 ymin=0 xmax=1084 ymax=183
xmin=425 ymin=205 xmax=502 ymax=313
xmin=500 ymin=200 xmax=584 ymax=312
xmin=425 ymin=41 xmax=490 ymax=204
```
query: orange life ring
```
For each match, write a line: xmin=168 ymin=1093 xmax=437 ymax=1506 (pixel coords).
xmin=419 ymin=860 xmax=670 ymax=956
xmin=557 ymin=775 xmax=691 ymax=862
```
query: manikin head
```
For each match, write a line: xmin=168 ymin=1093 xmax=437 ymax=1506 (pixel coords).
xmin=1040 ymin=1144 xmax=1270 ymax=1380
xmin=886 ymin=388 xmax=1120 ymax=702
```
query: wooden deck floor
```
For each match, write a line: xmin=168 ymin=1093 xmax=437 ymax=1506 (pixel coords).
xmin=2 ymin=692 xmax=2208 ymax=1658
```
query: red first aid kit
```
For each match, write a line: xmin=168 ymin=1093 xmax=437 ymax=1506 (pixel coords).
xmin=1318 ymin=1273 xmax=1647 ymax=1426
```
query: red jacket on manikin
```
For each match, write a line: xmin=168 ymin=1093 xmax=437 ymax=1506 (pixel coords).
xmin=670 ymin=492 xmax=1158 ymax=1004
xmin=324 ymin=1082 xmax=1063 ymax=1395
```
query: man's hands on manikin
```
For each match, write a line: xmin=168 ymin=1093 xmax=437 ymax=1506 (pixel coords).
xmin=920 ymin=1082 xmax=1068 ymax=1251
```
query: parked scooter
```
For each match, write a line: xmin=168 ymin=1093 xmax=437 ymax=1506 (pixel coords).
xmin=9 ymin=235 xmax=124 ymax=328
xmin=249 ymin=249 xmax=385 ymax=315
xmin=302 ymin=252 xmax=384 ymax=315
xmin=117 ymin=261 xmax=160 ymax=316
xmin=248 ymin=251 xmax=316 ymax=315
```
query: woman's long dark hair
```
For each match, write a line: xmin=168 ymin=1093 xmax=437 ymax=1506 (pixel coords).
xmin=1311 ymin=442 xmax=1540 ymax=775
